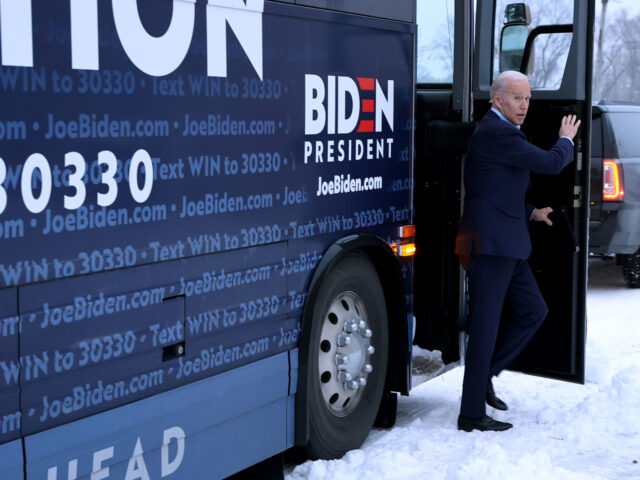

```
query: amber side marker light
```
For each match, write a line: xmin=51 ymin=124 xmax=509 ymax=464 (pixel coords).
xmin=398 ymin=225 xmax=416 ymax=238
xmin=390 ymin=225 xmax=416 ymax=257
xmin=603 ymin=159 xmax=625 ymax=201
xmin=398 ymin=243 xmax=416 ymax=257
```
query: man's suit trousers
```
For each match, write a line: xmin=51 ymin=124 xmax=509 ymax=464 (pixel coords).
xmin=460 ymin=254 xmax=548 ymax=418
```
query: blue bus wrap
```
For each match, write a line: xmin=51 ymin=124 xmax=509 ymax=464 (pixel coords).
xmin=0 ymin=0 xmax=414 ymax=477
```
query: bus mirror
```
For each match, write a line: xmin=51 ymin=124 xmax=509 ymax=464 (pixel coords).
xmin=499 ymin=3 xmax=532 ymax=73
xmin=500 ymin=24 xmax=529 ymax=72
xmin=504 ymin=3 xmax=531 ymax=26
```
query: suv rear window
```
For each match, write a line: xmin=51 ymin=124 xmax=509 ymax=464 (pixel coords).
xmin=591 ymin=115 xmax=602 ymax=158
xmin=608 ymin=112 xmax=640 ymax=157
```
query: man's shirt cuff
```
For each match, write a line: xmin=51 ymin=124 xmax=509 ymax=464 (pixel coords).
xmin=560 ymin=136 xmax=574 ymax=146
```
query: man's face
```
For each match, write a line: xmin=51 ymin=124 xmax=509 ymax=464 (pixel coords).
xmin=494 ymin=78 xmax=531 ymax=126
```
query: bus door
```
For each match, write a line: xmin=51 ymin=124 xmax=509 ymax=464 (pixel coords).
xmin=473 ymin=0 xmax=594 ymax=382
xmin=413 ymin=0 xmax=473 ymax=373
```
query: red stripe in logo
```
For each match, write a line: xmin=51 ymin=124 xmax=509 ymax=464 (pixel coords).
xmin=362 ymin=99 xmax=374 ymax=113
xmin=357 ymin=120 xmax=374 ymax=132
xmin=357 ymin=77 xmax=375 ymax=90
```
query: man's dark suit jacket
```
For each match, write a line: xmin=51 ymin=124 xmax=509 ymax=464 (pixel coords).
xmin=455 ymin=110 xmax=574 ymax=261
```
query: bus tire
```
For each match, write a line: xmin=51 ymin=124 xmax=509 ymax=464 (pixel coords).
xmin=622 ymin=251 xmax=640 ymax=288
xmin=302 ymin=252 xmax=389 ymax=459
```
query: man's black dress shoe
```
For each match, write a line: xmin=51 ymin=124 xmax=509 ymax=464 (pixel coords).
xmin=486 ymin=380 xmax=508 ymax=411
xmin=457 ymin=415 xmax=513 ymax=432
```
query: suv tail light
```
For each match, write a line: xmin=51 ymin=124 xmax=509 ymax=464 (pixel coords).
xmin=603 ymin=159 xmax=624 ymax=202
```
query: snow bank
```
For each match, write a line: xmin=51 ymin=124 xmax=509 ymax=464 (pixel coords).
xmin=286 ymin=260 xmax=640 ymax=479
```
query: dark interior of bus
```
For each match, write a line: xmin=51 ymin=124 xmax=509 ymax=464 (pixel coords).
xmin=412 ymin=94 xmax=587 ymax=379
xmin=413 ymin=90 xmax=467 ymax=367
xmin=412 ymin=0 xmax=591 ymax=383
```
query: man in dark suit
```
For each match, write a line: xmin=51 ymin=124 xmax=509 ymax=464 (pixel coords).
xmin=455 ymin=70 xmax=580 ymax=432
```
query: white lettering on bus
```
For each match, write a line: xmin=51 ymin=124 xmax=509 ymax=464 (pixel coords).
xmin=304 ymin=74 xmax=394 ymax=135
xmin=46 ymin=426 xmax=185 ymax=480
xmin=0 ymin=0 xmax=264 ymax=79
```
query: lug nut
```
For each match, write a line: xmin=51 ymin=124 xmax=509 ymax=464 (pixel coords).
xmin=367 ymin=346 xmax=375 ymax=355
xmin=358 ymin=320 xmax=367 ymax=331
xmin=364 ymin=364 xmax=373 ymax=373
xmin=358 ymin=376 xmax=367 ymax=387
xmin=363 ymin=329 xmax=373 ymax=338
xmin=344 ymin=320 xmax=359 ymax=333
xmin=337 ymin=334 xmax=352 ymax=347
xmin=338 ymin=371 xmax=352 ymax=383
xmin=346 ymin=380 xmax=359 ymax=390
xmin=335 ymin=353 xmax=350 ymax=366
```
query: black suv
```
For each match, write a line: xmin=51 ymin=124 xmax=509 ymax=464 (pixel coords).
xmin=589 ymin=103 xmax=640 ymax=287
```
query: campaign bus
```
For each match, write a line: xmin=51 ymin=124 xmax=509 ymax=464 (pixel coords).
xmin=0 ymin=0 xmax=593 ymax=478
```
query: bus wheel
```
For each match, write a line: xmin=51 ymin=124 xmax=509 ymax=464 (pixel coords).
xmin=304 ymin=252 xmax=388 ymax=459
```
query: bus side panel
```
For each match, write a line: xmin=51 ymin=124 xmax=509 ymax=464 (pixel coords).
xmin=26 ymin=353 xmax=289 ymax=480
xmin=1 ymin=1 xmax=413 ymax=290
xmin=0 ymin=440 xmax=23 ymax=479
xmin=265 ymin=1 xmax=415 ymax=382
xmin=19 ymin=243 xmax=287 ymax=436
xmin=287 ymin=348 xmax=299 ymax=447
xmin=295 ymin=0 xmax=415 ymax=23
xmin=184 ymin=243 xmax=291 ymax=374
xmin=1 ymin=0 xmax=415 ymax=474
xmin=0 ymin=288 xmax=20 ymax=446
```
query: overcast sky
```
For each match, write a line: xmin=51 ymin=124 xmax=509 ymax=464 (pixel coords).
xmin=416 ymin=0 xmax=640 ymax=83
xmin=417 ymin=0 xmax=640 ymax=46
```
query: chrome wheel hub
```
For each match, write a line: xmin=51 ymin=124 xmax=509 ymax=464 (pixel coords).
xmin=318 ymin=291 xmax=374 ymax=416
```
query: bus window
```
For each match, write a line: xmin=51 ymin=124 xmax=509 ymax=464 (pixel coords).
xmin=417 ymin=0 xmax=455 ymax=84
xmin=493 ymin=0 xmax=574 ymax=89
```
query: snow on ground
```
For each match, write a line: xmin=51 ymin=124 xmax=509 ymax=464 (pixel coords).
xmin=286 ymin=259 xmax=640 ymax=480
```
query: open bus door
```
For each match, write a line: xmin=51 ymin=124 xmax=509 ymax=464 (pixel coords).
xmin=412 ymin=0 xmax=592 ymax=384
xmin=472 ymin=0 xmax=594 ymax=382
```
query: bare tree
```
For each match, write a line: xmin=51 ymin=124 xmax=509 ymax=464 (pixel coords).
xmin=598 ymin=9 xmax=640 ymax=103
xmin=417 ymin=10 xmax=454 ymax=84
xmin=493 ymin=0 xmax=573 ymax=87
xmin=416 ymin=0 xmax=640 ymax=102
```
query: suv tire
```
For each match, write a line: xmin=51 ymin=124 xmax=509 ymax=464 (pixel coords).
xmin=622 ymin=251 xmax=640 ymax=288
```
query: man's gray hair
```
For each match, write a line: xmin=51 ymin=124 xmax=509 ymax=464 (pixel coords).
xmin=490 ymin=70 xmax=529 ymax=103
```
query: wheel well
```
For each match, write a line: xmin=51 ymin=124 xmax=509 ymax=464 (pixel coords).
xmin=295 ymin=234 xmax=410 ymax=447
xmin=359 ymin=245 xmax=410 ymax=397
